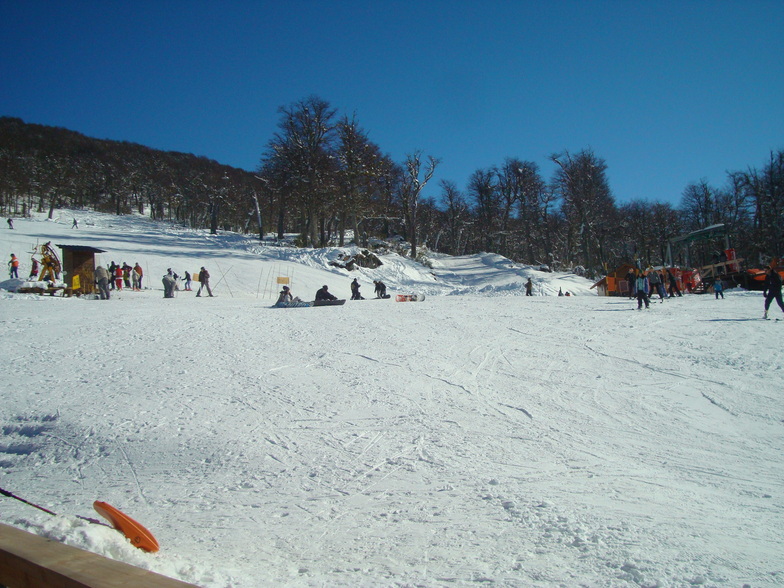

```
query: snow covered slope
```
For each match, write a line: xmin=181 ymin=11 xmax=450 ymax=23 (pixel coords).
xmin=1 ymin=211 xmax=782 ymax=587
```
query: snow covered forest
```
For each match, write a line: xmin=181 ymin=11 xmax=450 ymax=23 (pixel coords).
xmin=1 ymin=210 xmax=783 ymax=587
xmin=1 ymin=107 xmax=783 ymax=276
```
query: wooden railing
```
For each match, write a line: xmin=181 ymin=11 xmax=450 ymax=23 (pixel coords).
xmin=0 ymin=523 xmax=197 ymax=587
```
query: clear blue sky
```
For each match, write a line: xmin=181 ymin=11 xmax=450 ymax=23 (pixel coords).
xmin=2 ymin=1 xmax=782 ymax=206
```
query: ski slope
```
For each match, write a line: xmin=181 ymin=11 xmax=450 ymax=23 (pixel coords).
xmin=1 ymin=211 xmax=782 ymax=587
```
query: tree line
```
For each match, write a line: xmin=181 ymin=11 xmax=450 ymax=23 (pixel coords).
xmin=1 ymin=104 xmax=782 ymax=277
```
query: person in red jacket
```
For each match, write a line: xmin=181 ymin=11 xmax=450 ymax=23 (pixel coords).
xmin=8 ymin=254 xmax=19 ymax=278
xmin=114 ymin=265 xmax=124 ymax=290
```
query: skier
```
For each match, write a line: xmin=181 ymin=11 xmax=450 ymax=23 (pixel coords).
xmin=196 ymin=267 xmax=213 ymax=297
xmin=315 ymin=285 xmax=337 ymax=301
xmin=94 ymin=265 xmax=111 ymax=300
xmin=8 ymin=254 xmax=19 ymax=279
xmin=131 ymin=266 xmax=141 ymax=291
xmin=350 ymin=278 xmax=364 ymax=300
xmin=647 ymin=268 xmax=665 ymax=302
xmin=374 ymin=280 xmax=387 ymax=298
xmin=122 ymin=263 xmax=132 ymax=289
xmin=714 ymin=279 xmax=724 ymax=300
xmin=72 ymin=218 xmax=78 ymax=229
xmin=525 ymin=278 xmax=533 ymax=296
xmin=7 ymin=218 xmax=13 ymax=229
xmin=763 ymin=267 xmax=784 ymax=319
xmin=666 ymin=269 xmax=682 ymax=298
xmin=635 ymin=271 xmax=650 ymax=310
xmin=133 ymin=263 xmax=144 ymax=289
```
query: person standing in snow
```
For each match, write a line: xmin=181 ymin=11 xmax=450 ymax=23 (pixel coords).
xmin=763 ymin=267 xmax=784 ymax=319
xmin=713 ymin=278 xmax=724 ymax=300
xmin=134 ymin=263 xmax=144 ymax=289
xmin=647 ymin=268 xmax=665 ymax=302
xmin=350 ymin=278 xmax=364 ymax=300
xmin=625 ymin=268 xmax=636 ymax=299
xmin=94 ymin=265 xmax=111 ymax=300
xmin=72 ymin=218 xmax=78 ymax=229
xmin=196 ymin=267 xmax=213 ymax=297
xmin=183 ymin=271 xmax=192 ymax=291
xmin=114 ymin=264 xmax=124 ymax=290
xmin=666 ymin=269 xmax=682 ymax=298
xmin=7 ymin=218 xmax=13 ymax=229
xmin=162 ymin=272 xmax=176 ymax=298
xmin=525 ymin=278 xmax=534 ymax=296
xmin=8 ymin=254 xmax=19 ymax=278
xmin=635 ymin=270 xmax=650 ymax=310
xmin=28 ymin=258 xmax=39 ymax=280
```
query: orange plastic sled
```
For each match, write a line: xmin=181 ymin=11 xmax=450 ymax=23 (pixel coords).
xmin=93 ymin=500 xmax=160 ymax=552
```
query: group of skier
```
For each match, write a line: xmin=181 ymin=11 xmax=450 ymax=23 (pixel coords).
xmin=277 ymin=278 xmax=389 ymax=305
xmin=162 ymin=267 xmax=212 ymax=299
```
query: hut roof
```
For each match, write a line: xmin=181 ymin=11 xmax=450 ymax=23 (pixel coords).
xmin=55 ymin=244 xmax=106 ymax=253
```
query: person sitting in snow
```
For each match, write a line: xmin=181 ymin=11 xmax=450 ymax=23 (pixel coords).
xmin=277 ymin=285 xmax=293 ymax=304
xmin=315 ymin=285 xmax=337 ymax=301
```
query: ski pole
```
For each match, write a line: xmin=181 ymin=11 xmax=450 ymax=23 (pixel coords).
xmin=0 ymin=487 xmax=105 ymax=525
xmin=0 ymin=486 xmax=57 ymax=516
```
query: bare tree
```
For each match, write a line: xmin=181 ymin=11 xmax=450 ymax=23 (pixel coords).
xmin=399 ymin=151 xmax=439 ymax=259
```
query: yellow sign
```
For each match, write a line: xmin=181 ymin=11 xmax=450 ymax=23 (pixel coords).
xmin=276 ymin=276 xmax=290 ymax=284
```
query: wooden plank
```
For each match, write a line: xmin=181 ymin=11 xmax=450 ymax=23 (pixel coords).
xmin=0 ymin=523 xmax=196 ymax=588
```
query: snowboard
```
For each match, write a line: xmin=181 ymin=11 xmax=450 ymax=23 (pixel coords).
xmin=274 ymin=300 xmax=313 ymax=308
xmin=314 ymin=299 xmax=346 ymax=307
xmin=395 ymin=293 xmax=425 ymax=302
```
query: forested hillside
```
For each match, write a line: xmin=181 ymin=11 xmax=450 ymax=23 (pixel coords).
xmin=1 ymin=108 xmax=781 ymax=276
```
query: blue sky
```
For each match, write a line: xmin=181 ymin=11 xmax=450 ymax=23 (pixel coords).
xmin=2 ymin=1 xmax=782 ymax=206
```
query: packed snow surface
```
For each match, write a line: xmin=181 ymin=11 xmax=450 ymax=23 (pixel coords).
xmin=1 ymin=211 xmax=782 ymax=587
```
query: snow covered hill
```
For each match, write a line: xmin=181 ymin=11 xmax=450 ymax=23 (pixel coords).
xmin=1 ymin=211 xmax=782 ymax=587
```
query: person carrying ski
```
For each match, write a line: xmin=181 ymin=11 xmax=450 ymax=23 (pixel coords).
xmin=350 ymin=278 xmax=364 ymax=300
xmin=315 ymin=285 xmax=337 ymax=301
xmin=8 ymin=254 xmax=19 ymax=279
xmin=763 ymin=267 xmax=784 ymax=319
xmin=196 ymin=267 xmax=213 ymax=297
xmin=374 ymin=280 xmax=387 ymax=298
xmin=94 ymin=265 xmax=111 ymax=300
xmin=635 ymin=270 xmax=650 ymax=310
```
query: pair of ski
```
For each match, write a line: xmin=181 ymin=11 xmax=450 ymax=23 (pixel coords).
xmin=0 ymin=487 xmax=158 ymax=552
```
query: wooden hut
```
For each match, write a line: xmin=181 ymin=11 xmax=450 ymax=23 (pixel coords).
xmin=56 ymin=244 xmax=106 ymax=295
xmin=591 ymin=263 xmax=637 ymax=297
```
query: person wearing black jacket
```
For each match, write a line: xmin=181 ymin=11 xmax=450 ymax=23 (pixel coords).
xmin=763 ymin=267 xmax=784 ymax=319
xmin=315 ymin=285 xmax=337 ymax=301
